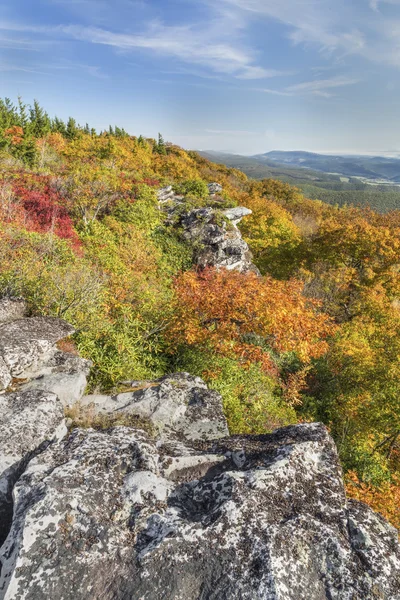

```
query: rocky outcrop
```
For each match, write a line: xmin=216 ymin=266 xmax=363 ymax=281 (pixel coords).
xmin=80 ymin=372 xmax=229 ymax=441
xmin=207 ymin=182 xmax=223 ymax=195
xmin=181 ymin=206 xmax=257 ymax=273
xmin=158 ymin=182 xmax=257 ymax=273
xmin=1 ymin=421 xmax=399 ymax=600
xmin=156 ymin=185 xmax=184 ymax=204
xmin=0 ymin=306 xmax=399 ymax=599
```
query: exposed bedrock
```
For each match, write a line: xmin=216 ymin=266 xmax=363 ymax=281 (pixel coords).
xmin=1 ymin=420 xmax=399 ymax=599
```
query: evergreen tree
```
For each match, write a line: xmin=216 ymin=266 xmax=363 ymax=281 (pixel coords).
xmin=156 ymin=133 xmax=167 ymax=155
xmin=17 ymin=97 xmax=29 ymax=129
xmin=66 ymin=117 xmax=79 ymax=140
xmin=29 ymin=100 xmax=51 ymax=137
xmin=52 ymin=116 xmax=67 ymax=136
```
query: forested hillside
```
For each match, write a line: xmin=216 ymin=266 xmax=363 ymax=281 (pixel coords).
xmin=200 ymin=150 xmax=400 ymax=213
xmin=1 ymin=98 xmax=400 ymax=528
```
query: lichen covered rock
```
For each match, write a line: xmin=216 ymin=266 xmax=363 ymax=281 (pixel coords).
xmin=0 ymin=390 xmax=66 ymax=547
xmin=20 ymin=351 xmax=91 ymax=406
xmin=80 ymin=372 xmax=229 ymax=441
xmin=1 ymin=422 xmax=399 ymax=600
xmin=181 ymin=207 xmax=257 ymax=273
xmin=0 ymin=317 xmax=75 ymax=389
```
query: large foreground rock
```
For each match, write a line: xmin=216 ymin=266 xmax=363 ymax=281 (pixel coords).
xmin=1 ymin=422 xmax=399 ymax=600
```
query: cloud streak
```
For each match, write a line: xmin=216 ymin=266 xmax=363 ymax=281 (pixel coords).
xmin=220 ymin=0 xmax=400 ymax=69
xmin=256 ymin=75 xmax=359 ymax=98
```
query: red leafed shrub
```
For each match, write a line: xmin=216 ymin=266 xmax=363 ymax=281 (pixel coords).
xmin=142 ymin=178 xmax=160 ymax=187
xmin=12 ymin=184 xmax=81 ymax=248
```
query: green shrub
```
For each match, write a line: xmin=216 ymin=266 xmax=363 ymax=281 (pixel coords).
xmin=169 ymin=348 xmax=297 ymax=434
xmin=173 ymin=179 xmax=209 ymax=200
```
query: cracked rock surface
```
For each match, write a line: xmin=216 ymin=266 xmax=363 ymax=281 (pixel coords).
xmin=1 ymin=421 xmax=399 ymax=600
xmin=80 ymin=372 xmax=229 ymax=441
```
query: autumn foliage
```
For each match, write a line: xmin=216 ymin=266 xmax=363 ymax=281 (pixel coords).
xmin=1 ymin=97 xmax=400 ymax=528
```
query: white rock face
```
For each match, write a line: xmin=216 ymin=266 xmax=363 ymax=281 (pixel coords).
xmin=0 ymin=390 xmax=66 ymax=548
xmin=80 ymin=372 xmax=229 ymax=441
xmin=0 ymin=317 xmax=75 ymax=389
xmin=0 ymin=422 xmax=399 ymax=600
xmin=0 ymin=298 xmax=27 ymax=325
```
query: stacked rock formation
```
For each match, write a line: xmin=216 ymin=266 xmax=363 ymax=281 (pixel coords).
xmin=158 ymin=182 xmax=257 ymax=273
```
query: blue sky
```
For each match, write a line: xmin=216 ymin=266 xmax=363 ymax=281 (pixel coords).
xmin=1 ymin=0 xmax=400 ymax=154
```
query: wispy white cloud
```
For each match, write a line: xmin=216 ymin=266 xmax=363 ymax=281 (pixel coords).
xmin=286 ymin=75 xmax=360 ymax=94
xmin=255 ymin=75 xmax=359 ymax=98
xmin=0 ymin=17 xmax=288 ymax=81
xmin=370 ymin=0 xmax=400 ymax=11
xmin=220 ymin=0 xmax=400 ymax=69
xmin=0 ymin=61 xmax=48 ymax=75
xmin=56 ymin=22 xmax=284 ymax=80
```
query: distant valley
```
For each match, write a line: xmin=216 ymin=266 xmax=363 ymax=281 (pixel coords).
xmin=199 ymin=150 xmax=400 ymax=213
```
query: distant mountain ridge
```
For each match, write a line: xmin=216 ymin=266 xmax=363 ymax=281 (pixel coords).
xmin=197 ymin=150 xmax=400 ymax=213
xmin=254 ymin=150 xmax=400 ymax=181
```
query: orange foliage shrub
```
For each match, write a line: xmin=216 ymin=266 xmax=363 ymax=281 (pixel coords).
xmin=346 ymin=471 xmax=400 ymax=530
xmin=4 ymin=126 xmax=24 ymax=145
xmin=168 ymin=268 xmax=334 ymax=402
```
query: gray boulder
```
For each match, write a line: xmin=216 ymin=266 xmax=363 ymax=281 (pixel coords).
xmin=0 ymin=317 xmax=75 ymax=389
xmin=181 ymin=207 xmax=257 ymax=273
xmin=0 ymin=298 xmax=27 ymax=325
xmin=80 ymin=372 xmax=229 ymax=441
xmin=0 ymin=390 xmax=66 ymax=547
xmin=1 ymin=422 xmax=399 ymax=600
xmin=20 ymin=351 xmax=91 ymax=406
xmin=208 ymin=182 xmax=223 ymax=195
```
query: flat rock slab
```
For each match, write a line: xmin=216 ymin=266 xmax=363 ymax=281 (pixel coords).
xmin=0 ymin=317 xmax=75 ymax=389
xmin=1 ymin=423 xmax=399 ymax=600
xmin=0 ymin=298 xmax=27 ymax=325
xmin=223 ymin=206 xmax=252 ymax=222
xmin=20 ymin=351 xmax=91 ymax=406
xmin=80 ymin=372 xmax=229 ymax=441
